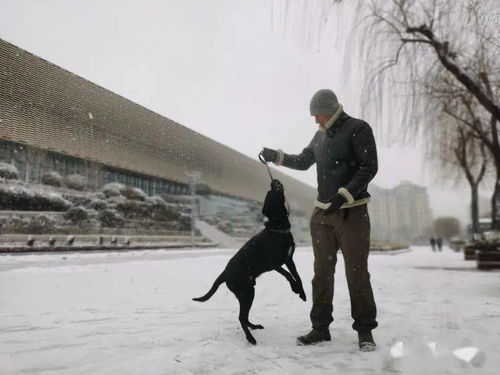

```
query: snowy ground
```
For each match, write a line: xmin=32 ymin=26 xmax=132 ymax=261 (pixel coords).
xmin=1 ymin=246 xmax=499 ymax=374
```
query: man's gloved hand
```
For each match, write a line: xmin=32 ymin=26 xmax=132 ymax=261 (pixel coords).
xmin=323 ymin=193 xmax=347 ymax=216
xmin=261 ymin=147 xmax=278 ymax=163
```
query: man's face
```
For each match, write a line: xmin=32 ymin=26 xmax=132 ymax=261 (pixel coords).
xmin=315 ymin=114 xmax=332 ymax=127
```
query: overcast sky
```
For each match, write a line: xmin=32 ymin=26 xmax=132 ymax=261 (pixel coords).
xmin=0 ymin=0 xmax=492 ymax=224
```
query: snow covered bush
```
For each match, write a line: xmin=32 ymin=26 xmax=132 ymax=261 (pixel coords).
xmin=63 ymin=194 xmax=93 ymax=207
xmin=116 ymin=199 xmax=149 ymax=217
xmin=41 ymin=170 xmax=63 ymax=187
xmin=65 ymin=174 xmax=87 ymax=191
xmin=63 ymin=206 xmax=90 ymax=225
xmin=5 ymin=215 xmax=57 ymax=234
xmin=217 ymin=221 xmax=234 ymax=234
xmin=26 ymin=215 xmax=56 ymax=234
xmin=0 ymin=216 xmax=7 ymax=233
xmin=93 ymin=192 xmax=106 ymax=200
xmin=147 ymin=195 xmax=180 ymax=221
xmin=88 ymin=197 xmax=109 ymax=211
xmin=98 ymin=209 xmax=124 ymax=228
xmin=121 ymin=186 xmax=147 ymax=201
xmin=106 ymin=195 xmax=127 ymax=207
xmin=0 ymin=162 xmax=19 ymax=180
xmin=147 ymin=195 xmax=168 ymax=209
xmin=101 ymin=182 xmax=125 ymax=198
xmin=203 ymin=216 xmax=221 ymax=226
xmin=79 ymin=218 xmax=100 ymax=231
xmin=179 ymin=213 xmax=191 ymax=230
xmin=0 ymin=183 xmax=72 ymax=211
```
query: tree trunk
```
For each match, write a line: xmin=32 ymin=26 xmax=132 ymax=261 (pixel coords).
xmin=471 ymin=184 xmax=479 ymax=233
xmin=492 ymin=166 xmax=500 ymax=230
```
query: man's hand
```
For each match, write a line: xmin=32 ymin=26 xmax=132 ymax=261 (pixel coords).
xmin=261 ymin=147 xmax=278 ymax=163
xmin=323 ymin=193 xmax=347 ymax=216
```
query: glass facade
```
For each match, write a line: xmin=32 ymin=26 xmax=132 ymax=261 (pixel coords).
xmin=101 ymin=166 xmax=189 ymax=196
xmin=0 ymin=140 xmax=190 ymax=196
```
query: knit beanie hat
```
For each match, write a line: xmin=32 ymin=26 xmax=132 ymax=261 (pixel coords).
xmin=310 ymin=89 xmax=340 ymax=116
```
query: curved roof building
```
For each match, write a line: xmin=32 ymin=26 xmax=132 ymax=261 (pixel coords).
xmin=0 ymin=38 xmax=315 ymax=214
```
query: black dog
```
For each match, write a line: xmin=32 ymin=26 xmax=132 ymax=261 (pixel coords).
xmin=193 ymin=179 xmax=306 ymax=345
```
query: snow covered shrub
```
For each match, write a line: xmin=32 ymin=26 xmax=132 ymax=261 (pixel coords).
xmin=79 ymin=218 xmax=100 ymax=231
xmin=41 ymin=170 xmax=63 ymax=187
xmin=101 ymin=182 xmax=125 ymax=198
xmin=0 ymin=217 xmax=7 ymax=233
xmin=63 ymin=194 xmax=93 ymax=207
xmin=116 ymin=199 xmax=149 ymax=217
xmin=106 ymin=195 xmax=127 ymax=207
xmin=3 ymin=215 xmax=56 ymax=234
xmin=63 ymin=206 xmax=90 ymax=225
xmin=203 ymin=216 xmax=221 ymax=226
xmin=217 ymin=221 xmax=234 ymax=234
xmin=147 ymin=195 xmax=168 ymax=209
xmin=178 ymin=213 xmax=191 ymax=230
xmin=5 ymin=216 xmax=26 ymax=233
xmin=65 ymin=174 xmax=87 ymax=191
xmin=25 ymin=215 xmax=56 ymax=234
xmin=0 ymin=162 xmax=19 ymax=180
xmin=93 ymin=192 xmax=106 ymax=200
xmin=98 ymin=209 xmax=124 ymax=228
xmin=88 ymin=197 xmax=109 ymax=211
xmin=146 ymin=195 xmax=180 ymax=221
xmin=0 ymin=184 xmax=72 ymax=211
xmin=38 ymin=192 xmax=73 ymax=211
xmin=121 ymin=186 xmax=147 ymax=201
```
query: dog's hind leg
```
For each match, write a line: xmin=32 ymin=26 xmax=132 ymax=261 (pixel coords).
xmin=285 ymin=259 xmax=307 ymax=301
xmin=233 ymin=284 xmax=261 ymax=345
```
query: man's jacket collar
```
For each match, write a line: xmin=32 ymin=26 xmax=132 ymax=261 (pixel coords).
xmin=318 ymin=104 xmax=344 ymax=132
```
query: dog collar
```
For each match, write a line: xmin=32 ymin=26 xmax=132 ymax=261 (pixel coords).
xmin=267 ymin=228 xmax=291 ymax=234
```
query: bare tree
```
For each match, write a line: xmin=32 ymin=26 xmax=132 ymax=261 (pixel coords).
xmin=426 ymin=72 xmax=494 ymax=231
xmin=432 ymin=118 xmax=488 ymax=232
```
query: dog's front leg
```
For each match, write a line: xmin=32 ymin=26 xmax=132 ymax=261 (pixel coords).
xmin=275 ymin=267 xmax=305 ymax=300
xmin=285 ymin=259 xmax=307 ymax=301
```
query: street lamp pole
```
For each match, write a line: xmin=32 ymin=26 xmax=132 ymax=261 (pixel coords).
xmin=186 ymin=171 xmax=200 ymax=248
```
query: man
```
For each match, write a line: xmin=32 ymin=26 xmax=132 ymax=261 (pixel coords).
xmin=261 ymin=89 xmax=378 ymax=351
xmin=430 ymin=237 xmax=436 ymax=252
xmin=436 ymin=237 xmax=443 ymax=252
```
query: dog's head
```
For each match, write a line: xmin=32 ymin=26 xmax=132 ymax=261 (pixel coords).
xmin=270 ymin=178 xmax=284 ymax=193
xmin=262 ymin=179 xmax=288 ymax=219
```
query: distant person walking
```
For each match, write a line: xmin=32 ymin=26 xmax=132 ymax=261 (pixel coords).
xmin=261 ymin=89 xmax=378 ymax=351
xmin=436 ymin=237 xmax=443 ymax=252
xmin=430 ymin=237 xmax=436 ymax=252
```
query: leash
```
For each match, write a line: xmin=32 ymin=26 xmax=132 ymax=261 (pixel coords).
xmin=258 ymin=151 xmax=291 ymax=215
xmin=258 ymin=151 xmax=275 ymax=182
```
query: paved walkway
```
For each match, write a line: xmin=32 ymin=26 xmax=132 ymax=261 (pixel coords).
xmin=195 ymin=220 xmax=241 ymax=248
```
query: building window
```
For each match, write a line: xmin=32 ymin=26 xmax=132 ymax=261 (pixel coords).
xmin=0 ymin=141 xmax=12 ymax=161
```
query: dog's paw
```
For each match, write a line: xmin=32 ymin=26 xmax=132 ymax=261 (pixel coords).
xmin=248 ymin=323 xmax=264 ymax=330
xmin=246 ymin=336 xmax=257 ymax=345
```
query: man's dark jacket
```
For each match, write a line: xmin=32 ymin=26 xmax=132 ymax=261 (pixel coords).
xmin=276 ymin=112 xmax=378 ymax=206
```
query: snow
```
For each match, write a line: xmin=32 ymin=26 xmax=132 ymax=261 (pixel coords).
xmin=1 ymin=247 xmax=499 ymax=374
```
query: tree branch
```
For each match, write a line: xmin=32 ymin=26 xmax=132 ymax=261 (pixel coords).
xmin=405 ymin=24 xmax=500 ymax=121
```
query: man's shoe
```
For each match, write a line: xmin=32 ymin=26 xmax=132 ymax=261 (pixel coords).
xmin=358 ymin=331 xmax=376 ymax=352
xmin=297 ymin=328 xmax=331 ymax=346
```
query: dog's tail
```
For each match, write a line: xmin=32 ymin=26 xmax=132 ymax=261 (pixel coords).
xmin=192 ymin=271 xmax=226 ymax=302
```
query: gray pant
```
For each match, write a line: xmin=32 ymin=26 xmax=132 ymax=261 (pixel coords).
xmin=309 ymin=205 xmax=378 ymax=332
